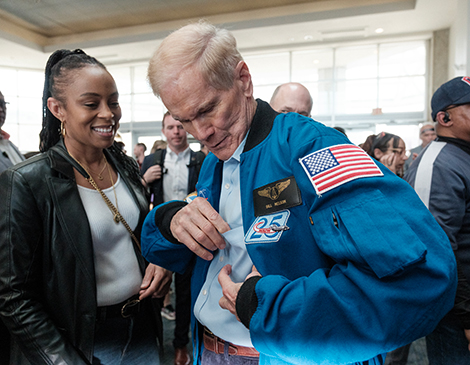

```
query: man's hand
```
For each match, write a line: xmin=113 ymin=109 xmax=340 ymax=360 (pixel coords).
xmin=218 ymin=265 xmax=261 ymax=320
xmin=143 ymin=165 xmax=162 ymax=185
xmin=170 ymin=197 xmax=230 ymax=260
xmin=139 ymin=263 xmax=173 ymax=300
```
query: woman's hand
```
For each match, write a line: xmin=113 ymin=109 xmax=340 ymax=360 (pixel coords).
xmin=139 ymin=263 xmax=173 ymax=300
xmin=379 ymin=152 xmax=398 ymax=174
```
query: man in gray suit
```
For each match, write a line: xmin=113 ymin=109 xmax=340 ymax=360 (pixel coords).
xmin=0 ymin=91 xmax=24 ymax=174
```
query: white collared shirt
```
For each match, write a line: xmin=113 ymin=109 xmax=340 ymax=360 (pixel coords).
xmin=162 ymin=146 xmax=191 ymax=202
xmin=193 ymin=134 xmax=254 ymax=347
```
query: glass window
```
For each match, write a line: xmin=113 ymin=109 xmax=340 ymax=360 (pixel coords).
xmin=379 ymin=42 xmax=426 ymax=77
xmin=291 ymin=49 xmax=334 ymax=82
xmin=119 ymin=94 xmax=132 ymax=124
xmin=379 ymin=76 xmax=425 ymax=113
xmin=18 ymin=70 xmax=44 ymax=98
xmin=335 ymin=79 xmax=378 ymax=115
xmin=2 ymin=39 xmax=428 ymax=154
xmin=133 ymin=65 xmax=153 ymax=94
xmin=108 ymin=67 xmax=131 ymax=95
xmin=0 ymin=68 xmax=18 ymax=95
xmin=305 ymin=81 xmax=334 ymax=117
xmin=244 ymin=52 xmax=290 ymax=86
xmin=133 ymin=93 xmax=165 ymax=122
xmin=18 ymin=123 xmax=41 ymax=152
xmin=335 ymin=45 xmax=378 ymax=80
xmin=253 ymin=85 xmax=277 ymax=103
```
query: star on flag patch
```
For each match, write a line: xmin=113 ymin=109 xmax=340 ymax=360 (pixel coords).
xmin=299 ymin=144 xmax=383 ymax=195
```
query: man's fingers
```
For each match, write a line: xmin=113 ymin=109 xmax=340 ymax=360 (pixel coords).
xmin=174 ymin=228 xmax=214 ymax=261
xmin=170 ymin=198 xmax=229 ymax=258
xmin=197 ymin=200 xmax=231 ymax=235
xmin=218 ymin=265 xmax=238 ymax=301
xmin=218 ymin=264 xmax=233 ymax=288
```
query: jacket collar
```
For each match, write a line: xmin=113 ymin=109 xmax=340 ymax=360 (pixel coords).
xmin=48 ymin=139 xmax=79 ymax=180
xmin=436 ymin=135 xmax=470 ymax=156
xmin=244 ymin=99 xmax=279 ymax=153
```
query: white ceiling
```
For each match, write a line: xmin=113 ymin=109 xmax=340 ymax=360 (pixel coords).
xmin=0 ymin=0 xmax=458 ymax=70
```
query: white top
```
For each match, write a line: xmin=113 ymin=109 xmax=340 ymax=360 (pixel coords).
xmin=78 ymin=173 xmax=142 ymax=306
xmin=162 ymin=146 xmax=191 ymax=202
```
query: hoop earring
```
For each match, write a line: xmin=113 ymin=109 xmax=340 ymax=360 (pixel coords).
xmin=60 ymin=122 xmax=66 ymax=137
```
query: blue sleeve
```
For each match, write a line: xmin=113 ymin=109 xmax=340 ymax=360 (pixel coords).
xmin=141 ymin=202 xmax=194 ymax=274
xmin=240 ymin=120 xmax=457 ymax=364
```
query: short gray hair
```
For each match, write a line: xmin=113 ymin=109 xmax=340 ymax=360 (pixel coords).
xmin=148 ymin=20 xmax=243 ymax=97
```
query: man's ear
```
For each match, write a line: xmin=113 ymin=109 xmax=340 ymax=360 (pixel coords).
xmin=235 ymin=61 xmax=253 ymax=98
xmin=436 ymin=111 xmax=453 ymax=127
xmin=47 ymin=97 xmax=64 ymax=121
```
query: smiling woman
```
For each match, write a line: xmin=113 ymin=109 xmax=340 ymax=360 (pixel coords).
xmin=0 ymin=49 xmax=171 ymax=364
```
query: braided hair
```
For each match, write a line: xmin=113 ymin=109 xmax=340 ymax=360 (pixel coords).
xmin=39 ymin=49 xmax=143 ymax=188
xmin=40 ymin=49 xmax=106 ymax=152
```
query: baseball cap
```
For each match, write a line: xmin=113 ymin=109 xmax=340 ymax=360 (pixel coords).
xmin=431 ymin=76 xmax=470 ymax=120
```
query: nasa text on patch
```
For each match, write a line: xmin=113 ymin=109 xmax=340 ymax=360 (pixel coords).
xmin=299 ymin=144 xmax=383 ymax=195
xmin=245 ymin=210 xmax=290 ymax=244
xmin=253 ymin=176 xmax=302 ymax=217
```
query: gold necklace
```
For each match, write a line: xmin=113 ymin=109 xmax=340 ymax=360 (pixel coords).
xmin=85 ymin=155 xmax=107 ymax=180
xmin=105 ymin=157 xmax=121 ymax=223
xmin=69 ymin=153 xmax=140 ymax=248
xmin=95 ymin=156 xmax=107 ymax=180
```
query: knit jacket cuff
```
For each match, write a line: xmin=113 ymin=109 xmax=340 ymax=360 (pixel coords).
xmin=154 ymin=201 xmax=187 ymax=244
xmin=236 ymin=276 xmax=262 ymax=329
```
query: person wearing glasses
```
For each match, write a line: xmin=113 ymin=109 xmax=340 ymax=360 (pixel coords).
xmin=362 ymin=131 xmax=409 ymax=177
xmin=405 ymin=76 xmax=470 ymax=365
xmin=0 ymin=91 xmax=25 ymax=174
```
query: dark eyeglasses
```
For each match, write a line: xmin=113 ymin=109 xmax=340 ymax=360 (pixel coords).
xmin=0 ymin=100 xmax=9 ymax=108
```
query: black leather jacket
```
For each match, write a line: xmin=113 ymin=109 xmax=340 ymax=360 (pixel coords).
xmin=0 ymin=141 xmax=151 ymax=364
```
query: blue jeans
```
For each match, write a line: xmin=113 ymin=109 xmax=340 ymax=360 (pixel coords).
xmin=92 ymin=306 xmax=160 ymax=365
xmin=201 ymin=342 xmax=259 ymax=365
xmin=426 ymin=312 xmax=470 ymax=365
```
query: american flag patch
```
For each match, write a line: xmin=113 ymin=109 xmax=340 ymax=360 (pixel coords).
xmin=299 ymin=144 xmax=383 ymax=195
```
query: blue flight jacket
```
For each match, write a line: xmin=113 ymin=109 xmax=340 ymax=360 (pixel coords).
xmin=141 ymin=100 xmax=457 ymax=365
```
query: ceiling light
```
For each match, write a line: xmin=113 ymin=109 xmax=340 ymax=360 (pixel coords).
xmin=375 ymin=28 xmax=384 ymax=34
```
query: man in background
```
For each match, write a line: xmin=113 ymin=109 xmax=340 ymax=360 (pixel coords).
xmin=269 ymin=82 xmax=313 ymax=117
xmin=0 ymin=91 xmax=24 ymax=175
xmin=405 ymin=76 xmax=470 ymax=364
xmin=133 ymin=142 xmax=147 ymax=169
xmin=141 ymin=111 xmax=205 ymax=365
xmin=404 ymin=123 xmax=436 ymax=171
